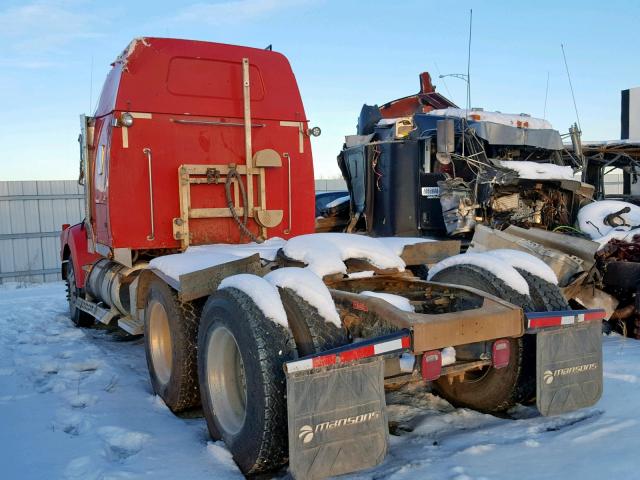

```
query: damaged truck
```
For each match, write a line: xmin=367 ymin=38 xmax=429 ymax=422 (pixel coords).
xmin=61 ymin=39 xmax=604 ymax=479
xmin=328 ymin=72 xmax=640 ymax=339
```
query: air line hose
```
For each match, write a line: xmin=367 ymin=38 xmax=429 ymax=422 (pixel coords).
xmin=225 ymin=167 xmax=263 ymax=244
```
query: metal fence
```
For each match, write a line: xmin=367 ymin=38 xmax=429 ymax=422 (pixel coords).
xmin=0 ymin=180 xmax=84 ymax=284
xmin=314 ymin=179 xmax=347 ymax=192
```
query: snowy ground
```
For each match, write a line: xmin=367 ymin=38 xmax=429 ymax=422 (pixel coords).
xmin=1 ymin=282 xmax=639 ymax=480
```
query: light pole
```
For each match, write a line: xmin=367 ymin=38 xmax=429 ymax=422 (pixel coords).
xmin=438 ymin=73 xmax=469 ymax=84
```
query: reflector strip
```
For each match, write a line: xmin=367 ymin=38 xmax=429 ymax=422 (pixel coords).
xmin=525 ymin=309 xmax=606 ymax=330
xmin=285 ymin=331 xmax=411 ymax=373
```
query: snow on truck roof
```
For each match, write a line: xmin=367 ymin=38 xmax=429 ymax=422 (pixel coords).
xmin=496 ymin=160 xmax=575 ymax=181
xmin=425 ymin=108 xmax=554 ymax=130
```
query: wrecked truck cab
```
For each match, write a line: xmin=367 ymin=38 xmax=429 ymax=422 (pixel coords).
xmin=331 ymin=72 xmax=594 ymax=238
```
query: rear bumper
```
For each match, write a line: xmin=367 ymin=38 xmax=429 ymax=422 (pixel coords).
xmin=284 ymin=308 xmax=605 ymax=478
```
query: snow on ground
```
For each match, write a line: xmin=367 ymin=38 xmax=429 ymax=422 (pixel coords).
xmin=0 ymin=282 xmax=243 ymax=480
xmin=2 ymin=282 xmax=640 ymax=480
xmin=496 ymin=160 xmax=575 ymax=181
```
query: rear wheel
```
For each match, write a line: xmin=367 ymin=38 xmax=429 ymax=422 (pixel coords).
xmin=515 ymin=269 xmax=571 ymax=405
xmin=66 ymin=260 xmax=93 ymax=327
xmin=144 ymin=276 xmax=203 ymax=413
xmin=279 ymin=287 xmax=348 ymax=356
xmin=198 ymin=288 xmax=295 ymax=475
xmin=430 ymin=265 xmax=534 ymax=412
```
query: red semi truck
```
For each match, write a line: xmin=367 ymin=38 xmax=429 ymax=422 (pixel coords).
xmin=60 ymin=38 xmax=605 ymax=479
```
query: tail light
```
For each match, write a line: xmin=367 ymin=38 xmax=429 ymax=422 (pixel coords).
xmin=421 ymin=350 xmax=442 ymax=381
xmin=492 ymin=339 xmax=511 ymax=369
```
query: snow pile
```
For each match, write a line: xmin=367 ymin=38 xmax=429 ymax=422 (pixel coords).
xmin=426 ymin=108 xmax=554 ymax=130
xmin=377 ymin=236 xmax=435 ymax=255
xmin=484 ymin=249 xmax=558 ymax=285
xmin=150 ymin=252 xmax=242 ymax=281
xmin=590 ymin=228 xmax=640 ymax=247
xmin=361 ymin=291 xmax=415 ymax=312
xmin=497 ymin=160 xmax=575 ymax=181
xmin=187 ymin=237 xmax=286 ymax=261
xmin=427 ymin=252 xmax=531 ymax=295
xmin=283 ymin=233 xmax=406 ymax=277
xmin=218 ymin=274 xmax=288 ymax=328
xmin=0 ymin=283 xmax=245 ymax=480
xmin=577 ymin=200 xmax=640 ymax=242
xmin=150 ymin=238 xmax=286 ymax=281
xmin=264 ymin=267 xmax=341 ymax=327
xmin=441 ymin=347 xmax=457 ymax=366
xmin=325 ymin=195 xmax=350 ymax=209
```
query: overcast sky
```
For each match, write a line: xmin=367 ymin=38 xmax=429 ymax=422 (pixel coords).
xmin=1 ymin=0 xmax=639 ymax=181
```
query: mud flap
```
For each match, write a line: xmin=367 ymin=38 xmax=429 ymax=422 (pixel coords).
xmin=536 ymin=321 xmax=603 ymax=416
xmin=287 ymin=357 xmax=388 ymax=480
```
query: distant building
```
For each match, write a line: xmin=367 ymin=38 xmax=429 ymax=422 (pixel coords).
xmin=621 ymin=86 xmax=640 ymax=139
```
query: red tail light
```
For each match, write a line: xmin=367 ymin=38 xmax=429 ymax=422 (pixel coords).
xmin=492 ymin=339 xmax=511 ymax=369
xmin=421 ymin=350 xmax=442 ymax=381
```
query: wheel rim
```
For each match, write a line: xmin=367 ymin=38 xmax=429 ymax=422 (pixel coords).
xmin=206 ymin=325 xmax=247 ymax=436
xmin=148 ymin=300 xmax=173 ymax=386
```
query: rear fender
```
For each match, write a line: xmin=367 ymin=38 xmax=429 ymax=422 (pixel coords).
xmin=60 ymin=222 xmax=101 ymax=288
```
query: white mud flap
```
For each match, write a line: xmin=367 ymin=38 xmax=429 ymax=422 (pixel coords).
xmin=536 ymin=321 xmax=603 ymax=416
xmin=286 ymin=357 xmax=388 ymax=480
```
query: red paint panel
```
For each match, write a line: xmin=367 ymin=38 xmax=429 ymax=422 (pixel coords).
xmin=584 ymin=310 xmax=605 ymax=321
xmin=312 ymin=355 xmax=336 ymax=369
xmin=529 ymin=316 xmax=561 ymax=328
xmin=60 ymin=223 xmax=101 ymax=288
xmin=339 ymin=345 xmax=375 ymax=362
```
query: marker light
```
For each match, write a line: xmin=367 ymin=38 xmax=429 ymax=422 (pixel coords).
xmin=120 ymin=112 xmax=134 ymax=127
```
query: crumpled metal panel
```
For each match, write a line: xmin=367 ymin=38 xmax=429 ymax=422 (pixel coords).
xmin=287 ymin=357 xmax=387 ymax=480
xmin=536 ymin=322 xmax=603 ymax=416
xmin=471 ymin=121 xmax=564 ymax=150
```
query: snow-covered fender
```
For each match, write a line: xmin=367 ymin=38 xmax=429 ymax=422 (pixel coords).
xmin=526 ymin=309 xmax=605 ymax=416
xmin=60 ymin=222 xmax=100 ymax=289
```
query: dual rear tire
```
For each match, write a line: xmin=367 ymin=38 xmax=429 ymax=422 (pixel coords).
xmin=144 ymin=276 xmax=203 ymax=413
xmin=144 ymin=279 xmax=347 ymax=474
xmin=197 ymin=287 xmax=348 ymax=474
xmin=430 ymin=264 xmax=569 ymax=412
